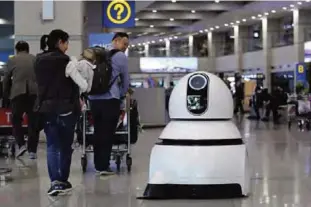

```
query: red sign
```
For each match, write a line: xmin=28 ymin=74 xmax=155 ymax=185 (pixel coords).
xmin=0 ymin=108 xmax=28 ymax=127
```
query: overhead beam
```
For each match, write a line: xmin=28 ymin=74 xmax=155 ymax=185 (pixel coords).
xmin=136 ymin=11 xmax=217 ymax=20
xmin=145 ymin=1 xmax=244 ymax=11
xmin=136 ymin=20 xmax=194 ymax=27
xmin=135 ymin=1 xmax=155 ymax=13
xmin=106 ymin=27 xmax=173 ymax=33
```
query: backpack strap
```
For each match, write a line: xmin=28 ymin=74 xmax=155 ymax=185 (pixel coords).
xmin=107 ymin=49 xmax=121 ymax=88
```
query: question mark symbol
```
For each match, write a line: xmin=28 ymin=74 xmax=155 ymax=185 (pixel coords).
xmin=114 ymin=3 xmax=124 ymax=20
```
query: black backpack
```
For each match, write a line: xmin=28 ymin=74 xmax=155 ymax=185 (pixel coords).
xmin=88 ymin=47 xmax=120 ymax=95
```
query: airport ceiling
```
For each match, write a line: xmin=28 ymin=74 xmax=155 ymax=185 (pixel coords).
xmin=108 ymin=0 xmax=252 ymax=39
xmin=105 ymin=0 xmax=311 ymax=45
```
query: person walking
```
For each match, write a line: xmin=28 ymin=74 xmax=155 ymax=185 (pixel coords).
xmin=35 ymin=29 xmax=86 ymax=196
xmin=3 ymin=41 xmax=40 ymax=159
xmin=89 ymin=32 xmax=130 ymax=175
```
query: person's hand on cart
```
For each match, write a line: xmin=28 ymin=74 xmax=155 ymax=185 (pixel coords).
xmin=80 ymin=98 xmax=87 ymax=112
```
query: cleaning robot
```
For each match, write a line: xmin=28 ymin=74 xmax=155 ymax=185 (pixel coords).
xmin=142 ymin=71 xmax=249 ymax=199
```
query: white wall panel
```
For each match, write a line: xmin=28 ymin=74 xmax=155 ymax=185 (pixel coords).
xmin=243 ymin=51 xmax=264 ymax=69
xmin=215 ymin=55 xmax=238 ymax=72
xmin=271 ymin=45 xmax=297 ymax=66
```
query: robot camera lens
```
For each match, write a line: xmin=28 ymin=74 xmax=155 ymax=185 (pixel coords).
xmin=189 ymin=74 xmax=207 ymax=90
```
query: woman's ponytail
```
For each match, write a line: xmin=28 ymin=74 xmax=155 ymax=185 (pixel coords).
xmin=40 ymin=34 xmax=49 ymax=51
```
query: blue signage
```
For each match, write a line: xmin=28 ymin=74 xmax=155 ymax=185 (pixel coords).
xmin=296 ymin=62 xmax=307 ymax=86
xmin=88 ymin=33 xmax=115 ymax=48
xmin=102 ymin=0 xmax=135 ymax=28
xmin=0 ymin=50 xmax=14 ymax=63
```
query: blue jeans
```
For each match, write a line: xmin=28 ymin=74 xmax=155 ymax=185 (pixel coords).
xmin=44 ymin=113 xmax=76 ymax=183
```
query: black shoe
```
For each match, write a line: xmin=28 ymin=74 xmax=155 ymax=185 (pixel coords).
xmin=47 ymin=183 xmax=66 ymax=196
xmin=99 ymin=168 xmax=115 ymax=176
xmin=63 ymin=181 xmax=73 ymax=192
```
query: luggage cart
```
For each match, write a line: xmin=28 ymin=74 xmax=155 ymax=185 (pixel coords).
xmin=0 ymin=108 xmax=28 ymax=157
xmin=287 ymin=94 xmax=311 ymax=131
xmin=80 ymin=95 xmax=133 ymax=173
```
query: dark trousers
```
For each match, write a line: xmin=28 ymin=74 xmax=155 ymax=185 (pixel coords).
xmin=265 ymin=103 xmax=279 ymax=123
xmin=11 ymin=94 xmax=40 ymax=152
xmin=90 ymin=99 xmax=120 ymax=171
xmin=254 ymin=104 xmax=261 ymax=120
xmin=44 ymin=113 xmax=76 ymax=182
xmin=234 ymin=98 xmax=244 ymax=114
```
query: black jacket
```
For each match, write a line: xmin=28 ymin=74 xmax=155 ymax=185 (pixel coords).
xmin=35 ymin=49 xmax=79 ymax=114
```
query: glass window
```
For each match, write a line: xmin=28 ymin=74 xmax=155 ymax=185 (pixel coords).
xmin=244 ymin=24 xmax=263 ymax=52
xmin=170 ymin=37 xmax=189 ymax=57
xmin=272 ymin=16 xmax=293 ymax=47
xmin=215 ymin=30 xmax=234 ymax=56
xmin=193 ymin=34 xmax=208 ymax=57
xmin=128 ymin=45 xmax=145 ymax=57
xmin=149 ymin=43 xmax=166 ymax=57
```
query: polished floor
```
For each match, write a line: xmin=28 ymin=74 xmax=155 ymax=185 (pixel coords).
xmin=1 ymin=118 xmax=311 ymax=206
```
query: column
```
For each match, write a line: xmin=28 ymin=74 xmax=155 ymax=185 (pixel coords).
xmin=262 ymin=17 xmax=279 ymax=91
xmin=207 ymin=32 xmax=216 ymax=71
xmin=188 ymin=35 xmax=194 ymax=57
xmin=14 ymin=1 xmax=85 ymax=56
xmin=165 ymin=39 xmax=170 ymax=56
xmin=293 ymin=9 xmax=311 ymax=63
xmin=144 ymin=44 xmax=149 ymax=57
xmin=234 ymin=25 xmax=248 ymax=74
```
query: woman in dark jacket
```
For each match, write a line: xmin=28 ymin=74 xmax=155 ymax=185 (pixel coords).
xmin=35 ymin=29 xmax=82 ymax=196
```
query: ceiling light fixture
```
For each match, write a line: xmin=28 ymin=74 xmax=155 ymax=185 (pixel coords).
xmin=215 ymin=26 xmax=219 ymax=29
xmin=215 ymin=0 xmax=220 ymax=3
xmin=271 ymin=10 xmax=276 ymax=13
xmin=290 ymin=4 xmax=294 ymax=7
xmin=283 ymin=7 xmax=287 ymax=10
xmin=251 ymin=16 xmax=256 ymax=19
xmin=151 ymin=41 xmax=155 ymax=43
xmin=199 ymin=30 xmax=203 ymax=33
xmin=147 ymin=41 xmax=150 ymax=44
xmin=150 ymin=25 xmax=154 ymax=28
xmin=210 ymin=27 xmax=214 ymax=30
xmin=306 ymin=0 xmax=310 ymax=2
xmin=174 ymin=36 xmax=178 ymax=39
xmin=138 ymin=43 xmax=141 ymax=46
xmin=169 ymin=37 xmax=173 ymax=40
xmin=152 ymin=10 xmax=157 ymax=13
xmin=242 ymin=19 xmax=246 ymax=22
xmin=131 ymin=45 xmax=135 ymax=47
xmin=236 ymin=20 xmax=240 ymax=23
xmin=159 ymin=39 xmax=163 ymax=42
xmin=135 ymin=18 xmax=139 ymax=21
xmin=171 ymin=0 xmax=176 ymax=3
xmin=297 ymin=2 xmax=302 ymax=4
xmin=224 ymin=23 xmax=229 ymax=26
xmin=264 ymin=12 xmax=269 ymax=15
xmin=191 ymin=10 xmax=196 ymax=13
xmin=204 ymin=29 xmax=208 ymax=32
xmin=170 ymin=18 xmax=174 ymax=21
xmin=258 ymin=14 xmax=262 ymax=17
xmin=230 ymin=22 xmax=234 ymax=25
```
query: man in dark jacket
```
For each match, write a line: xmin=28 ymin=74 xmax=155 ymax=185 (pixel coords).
xmin=3 ymin=41 xmax=40 ymax=159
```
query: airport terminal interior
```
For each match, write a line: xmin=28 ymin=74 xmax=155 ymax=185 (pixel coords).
xmin=2 ymin=0 xmax=311 ymax=206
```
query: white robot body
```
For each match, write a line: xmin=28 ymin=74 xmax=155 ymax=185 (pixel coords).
xmin=148 ymin=144 xmax=249 ymax=193
xmin=142 ymin=72 xmax=249 ymax=199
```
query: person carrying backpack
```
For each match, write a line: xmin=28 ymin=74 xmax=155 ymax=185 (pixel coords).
xmin=88 ymin=32 xmax=130 ymax=175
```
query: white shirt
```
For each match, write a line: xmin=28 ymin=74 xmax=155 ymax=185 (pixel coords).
xmin=65 ymin=58 xmax=95 ymax=93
